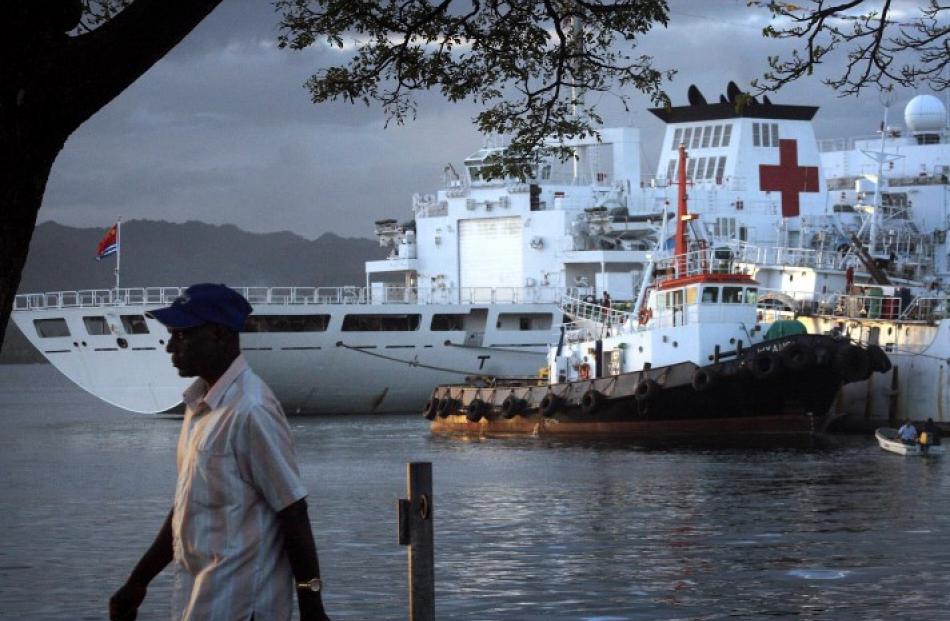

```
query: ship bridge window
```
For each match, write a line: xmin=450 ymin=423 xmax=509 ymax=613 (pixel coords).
xmin=243 ymin=314 xmax=330 ymax=332
xmin=497 ymin=313 xmax=553 ymax=331
xmin=661 ymin=290 xmax=684 ymax=310
xmin=690 ymin=127 xmax=702 ymax=149
xmin=672 ymin=128 xmax=683 ymax=149
xmin=121 ymin=315 xmax=150 ymax=335
xmin=686 ymin=158 xmax=697 ymax=180
xmin=342 ymin=314 xmax=421 ymax=331
xmin=686 ymin=287 xmax=698 ymax=305
xmin=701 ymin=126 xmax=712 ymax=148
xmin=721 ymin=124 xmax=732 ymax=147
xmin=723 ymin=287 xmax=744 ymax=304
xmin=753 ymin=122 xmax=779 ymax=147
xmin=431 ymin=314 xmax=466 ymax=331
xmin=695 ymin=157 xmax=707 ymax=180
xmin=715 ymin=156 xmax=727 ymax=182
xmin=745 ymin=287 xmax=759 ymax=304
xmin=702 ymin=287 xmax=719 ymax=303
xmin=711 ymin=125 xmax=723 ymax=148
xmin=83 ymin=316 xmax=110 ymax=336
xmin=713 ymin=217 xmax=737 ymax=238
xmin=34 ymin=318 xmax=70 ymax=338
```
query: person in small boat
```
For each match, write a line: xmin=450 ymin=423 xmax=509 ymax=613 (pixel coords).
xmin=921 ymin=418 xmax=941 ymax=446
xmin=898 ymin=419 xmax=919 ymax=444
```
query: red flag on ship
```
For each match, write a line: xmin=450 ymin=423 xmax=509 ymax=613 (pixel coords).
xmin=96 ymin=223 xmax=119 ymax=260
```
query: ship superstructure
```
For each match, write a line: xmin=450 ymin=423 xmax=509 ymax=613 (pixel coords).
xmin=10 ymin=86 xmax=949 ymax=421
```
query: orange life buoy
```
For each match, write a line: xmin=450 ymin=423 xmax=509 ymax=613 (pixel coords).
xmin=637 ymin=307 xmax=653 ymax=325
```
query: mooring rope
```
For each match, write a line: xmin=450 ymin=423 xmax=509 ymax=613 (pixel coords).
xmin=442 ymin=340 xmax=547 ymax=356
xmin=335 ymin=341 xmax=494 ymax=376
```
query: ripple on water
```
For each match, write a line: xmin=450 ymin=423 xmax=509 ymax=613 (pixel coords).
xmin=787 ymin=568 xmax=851 ymax=580
xmin=2 ymin=365 xmax=950 ymax=620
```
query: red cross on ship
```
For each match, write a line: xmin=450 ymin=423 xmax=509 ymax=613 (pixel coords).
xmin=759 ymin=139 xmax=820 ymax=218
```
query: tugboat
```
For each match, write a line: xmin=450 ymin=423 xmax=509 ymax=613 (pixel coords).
xmin=424 ymin=145 xmax=892 ymax=437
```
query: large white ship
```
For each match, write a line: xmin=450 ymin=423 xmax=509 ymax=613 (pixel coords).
xmin=751 ymin=93 xmax=950 ymax=427
xmin=11 ymin=84 xmax=949 ymax=419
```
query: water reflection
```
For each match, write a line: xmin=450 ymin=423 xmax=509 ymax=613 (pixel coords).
xmin=1 ymin=366 xmax=948 ymax=620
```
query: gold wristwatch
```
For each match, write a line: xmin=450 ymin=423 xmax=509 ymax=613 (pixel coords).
xmin=296 ymin=577 xmax=322 ymax=593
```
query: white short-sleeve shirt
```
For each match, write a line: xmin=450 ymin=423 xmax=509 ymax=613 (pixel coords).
xmin=171 ymin=355 xmax=308 ymax=621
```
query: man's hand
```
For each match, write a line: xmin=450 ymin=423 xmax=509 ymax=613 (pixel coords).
xmin=298 ymin=590 xmax=331 ymax=621
xmin=109 ymin=581 xmax=146 ymax=621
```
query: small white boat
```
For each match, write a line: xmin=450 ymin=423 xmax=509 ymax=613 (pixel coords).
xmin=875 ymin=428 xmax=945 ymax=456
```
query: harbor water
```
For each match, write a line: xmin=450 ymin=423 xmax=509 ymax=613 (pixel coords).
xmin=1 ymin=364 xmax=948 ymax=620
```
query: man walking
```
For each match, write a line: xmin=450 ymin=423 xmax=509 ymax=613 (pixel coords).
xmin=110 ymin=283 xmax=330 ymax=621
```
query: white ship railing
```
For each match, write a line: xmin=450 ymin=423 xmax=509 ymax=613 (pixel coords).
xmin=13 ymin=285 xmax=571 ymax=311
xmin=757 ymin=291 xmax=948 ymax=323
xmin=824 ymin=293 xmax=948 ymax=322
xmin=559 ymin=295 xmax=629 ymax=327
xmin=730 ymin=242 xmax=847 ymax=271
xmin=652 ymin=248 xmax=741 ymax=283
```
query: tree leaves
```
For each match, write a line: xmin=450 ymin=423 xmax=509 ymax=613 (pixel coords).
xmin=750 ymin=0 xmax=948 ymax=96
xmin=276 ymin=0 xmax=674 ymax=179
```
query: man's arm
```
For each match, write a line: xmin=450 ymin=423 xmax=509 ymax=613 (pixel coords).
xmin=277 ymin=498 xmax=330 ymax=621
xmin=109 ymin=508 xmax=174 ymax=621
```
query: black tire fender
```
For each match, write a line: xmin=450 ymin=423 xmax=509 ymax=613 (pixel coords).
xmin=691 ymin=367 xmax=718 ymax=392
xmin=539 ymin=393 xmax=563 ymax=418
xmin=813 ymin=345 xmax=833 ymax=368
xmin=422 ymin=398 xmax=439 ymax=420
xmin=782 ymin=343 xmax=815 ymax=371
xmin=634 ymin=379 xmax=659 ymax=401
xmin=751 ymin=351 xmax=782 ymax=380
xmin=436 ymin=396 xmax=455 ymax=417
xmin=465 ymin=398 xmax=486 ymax=423
xmin=501 ymin=396 xmax=526 ymax=419
xmin=580 ymin=389 xmax=604 ymax=415
xmin=866 ymin=344 xmax=892 ymax=373
xmin=834 ymin=344 xmax=872 ymax=382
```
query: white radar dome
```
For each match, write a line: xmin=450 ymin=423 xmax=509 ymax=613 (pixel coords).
xmin=904 ymin=94 xmax=946 ymax=133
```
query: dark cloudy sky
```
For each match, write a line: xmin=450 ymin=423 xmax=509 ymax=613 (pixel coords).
xmin=38 ymin=0 xmax=940 ymax=239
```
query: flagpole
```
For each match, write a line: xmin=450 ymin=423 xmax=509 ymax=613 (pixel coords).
xmin=115 ymin=218 xmax=121 ymax=295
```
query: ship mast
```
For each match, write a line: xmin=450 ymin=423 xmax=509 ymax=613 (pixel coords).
xmin=675 ymin=143 xmax=690 ymax=276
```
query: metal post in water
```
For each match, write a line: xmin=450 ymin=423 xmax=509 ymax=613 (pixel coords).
xmin=397 ymin=462 xmax=434 ymax=621
xmin=888 ymin=366 xmax=900 ymax=427
xmin=595 ymin=339 xmax=603 ymax=378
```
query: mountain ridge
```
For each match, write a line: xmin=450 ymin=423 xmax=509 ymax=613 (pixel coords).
xmin=2 ymin=220 xmax=389 ymax=362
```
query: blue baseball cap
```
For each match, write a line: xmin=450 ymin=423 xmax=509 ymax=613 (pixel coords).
xmin=146 ymin=283 xmax=253 ymax=332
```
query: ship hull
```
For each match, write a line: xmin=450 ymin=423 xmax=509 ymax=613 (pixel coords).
xmin=795 ymin=315 xmax=950 ymax=431
xmin=11 ymin=301 xmax=558 ymax=414
xmin=428 ymin=335 xmax=876 ymax=437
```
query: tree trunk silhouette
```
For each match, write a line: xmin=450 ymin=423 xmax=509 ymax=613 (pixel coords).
xmin=0 ymin=0 xmax=223 ymax=347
